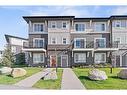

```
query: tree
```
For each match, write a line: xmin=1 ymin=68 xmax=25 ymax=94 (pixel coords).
xmin=1 ymin=45 xmax=15 ymax=67
xmin=15 ymin=53 xmax=26 ymax=65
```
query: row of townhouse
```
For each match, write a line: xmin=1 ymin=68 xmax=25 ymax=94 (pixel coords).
xmin=19 ymin=15 xmax=127 ymax=68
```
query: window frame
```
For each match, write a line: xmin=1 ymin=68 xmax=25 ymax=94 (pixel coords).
xmin=74 ymin=53 xmax=86 ymax=63
xmin=51 ymin=21 xmax=57 ymax=28
xmin=94 ymin=53 xmax=106 ymax=63
xmin=62 ymin=38 xmax=67 ymax=44
xmin=51 ymin=37 xmax=57 ymax=44
xmin=94 ymin=38 xmax=106 ymax=48
xmin=94 ymin=22 xmax=106 ymax=32
xmin=74 ymin=23 xmax=85 ymax=32
xmin=62 ymin=21 xmax=67 ymax=29
xmin=33 ymin=23 xmax=44 ymax=32
xmin=33 ymin=53 xmax=44 ymax=64
xmin=33 ymin=38 xmax=44 ymax=48
xmin=115 ymin=20 xmax=121 ymax=28
xmin=74 ymin=38 xmax=86 ymax=48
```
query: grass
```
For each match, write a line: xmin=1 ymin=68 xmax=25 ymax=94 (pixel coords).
xmin=73 ymin=68 xmax=127 ymax=89
xmin=33 ymin=68 xmax=63 ymax=89
xmin=0 ymin=67 xmax=42 ymax=84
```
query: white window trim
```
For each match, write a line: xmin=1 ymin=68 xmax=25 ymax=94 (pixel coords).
xmin=74 ymin=38 xmax=86 ymax=48
xmin=62 ymin=37 xmax=67 ymax=44
xmin=115 ymin=20 xmax=121 ymax=28
xmin=51 ymin=21 xmax=57 ymax=28
xmin=61 ymin=55 xmax=68 ymax=67
xmin=74 ymin=22 xmax=86 ymax=32
xmin=33 ymin=23 xmax=44 ymax=32
xmin=94 ymin=22 xmax=106 ymax=32
xmin=94 ymin=38 xmax=106 ymax=48
xmin=33 ymin=53 xmax=45 ymax=64
xmin=62 ymin=21 xmax=67 ymax=29
xmin=74 ymin=53 xmax=86 ymax=63
xmin=51 ymin=37 xmax=57 ymax=44
xmin=94 ymin=53 xmax=106 ymax=63
xmin=115 ymin=37 xmax=121 ymax=44
xmin=33 ymin=38 xmax=44 ymax=47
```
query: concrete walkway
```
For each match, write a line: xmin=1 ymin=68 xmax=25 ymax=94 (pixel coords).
xmin=61 ymin=68 xmax=85 ymax=90
xmin=14 ymin=68 xmax=52 ymax=88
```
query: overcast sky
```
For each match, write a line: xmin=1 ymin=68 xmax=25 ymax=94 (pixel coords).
xmin=0 ymin=6 xmax=127 ymax=50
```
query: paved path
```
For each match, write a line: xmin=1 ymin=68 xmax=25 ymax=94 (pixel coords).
xmin=61 ymin=68 xmax=85 ymax=90
xmin=14 ymin=68 xmax=52 ymax=88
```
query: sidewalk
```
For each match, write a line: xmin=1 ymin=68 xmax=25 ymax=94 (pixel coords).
xmin=61 ymin=68 xmax=85 ymax=90
xmin=14 ymin=68 xmax=52 ymax=88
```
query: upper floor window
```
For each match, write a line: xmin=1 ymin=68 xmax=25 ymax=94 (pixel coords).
xmin=62 ymin=38 xmax=67 ymax=44
xmin=51 ymin=37 xmax=56 ymax=44
xmin=62 ymin=22 xmax=67 ymax=28
xmin=94 ymin=23 xmax=106 ymax=32
xmin=33 ymin=38 xmax=44 ymax=48
xmin=75 ymin=23 xmax=85 ymax=32
xmin=74 ymin=38 xmax=86 ymax=48
xmin=51 ymin=21 xmax=56 ymax=28
xmin=34 ymin=23 xmax=43 ymax=32
xmin=115 ymin=21 xmax=121 ymax=28
xmin=95 ymin=38 xmax=106 ymax=48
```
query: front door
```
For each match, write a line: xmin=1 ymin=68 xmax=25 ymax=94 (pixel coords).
xmin=50 ymin=55 xmax=56 ymax=67
xmin=122 ymin=54 xmax=127 ymax=67
xmin=61 ymin=55 xmax=68 ymax=67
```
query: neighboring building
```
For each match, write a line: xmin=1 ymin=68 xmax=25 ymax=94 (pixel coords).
xmin=23 ymin=15 xmax=127 ymax=68
xmin=5 ymin=34 xmax=28 ymax=64
xmin=111 ymin=16 xmax=127 ymax=67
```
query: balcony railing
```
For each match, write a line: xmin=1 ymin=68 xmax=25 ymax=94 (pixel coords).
xmin=73 ymin=41 xmax=119 ymax=49
xmin=23 ymin=42 xmax=47 ymax=49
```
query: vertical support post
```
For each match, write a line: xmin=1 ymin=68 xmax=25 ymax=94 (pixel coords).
xmin=55 ymin=48 xmax=57 ymax=72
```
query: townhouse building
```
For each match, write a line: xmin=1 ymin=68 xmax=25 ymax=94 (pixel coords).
xmin=22 ymin=15 xmax=127 ymax=68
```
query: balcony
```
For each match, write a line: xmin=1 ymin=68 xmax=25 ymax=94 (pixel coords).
xmin=72 ymin=41 xmax=119 ymax=51
xmin=22 ymin=42 xmax=47 ymax=52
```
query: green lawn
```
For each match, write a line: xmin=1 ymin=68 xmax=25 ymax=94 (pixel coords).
xmin=73 ymin=68 xmax=127 ymax=89
xmin=0 ymin=67 xmax=42 ymax=84
xmin=33 ymin=69 xmax=63 ymax=89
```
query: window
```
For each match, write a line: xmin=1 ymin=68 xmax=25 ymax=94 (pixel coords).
xmin=62 ymin=38 xmax=67 ymax=44
xmin=62 ymin=22 xmax=67 ymax=28
xmin=11 ymin=46 xmax=16 ymax=53
xmin=34 ymin=23 xmax=43 ymax=32
xmin=95 ymin=38 xmax=106 ymax=48
xmin=51 ymin=21 xmax=56 ymax=28
xmin=115 ymin=21 xmax=121 ymax=27
xmin=95 ymin=53 xmax=106 ymax=63
xmin=51 ymin=38 xmax=56 ymax=44
xmin=75 ymin=24 xmax=85 ymax=31
xmin=74 ymin=38 xmax=86 ymax=48
xmin=33 ymin=53 xmax=44 ymax=63
xmin=33 ymin=38 xmax=44 ymax=48
xmin=116 ymin=38 xmax=121 ymax=43
xmin=94 ymin=23 xmax=106 ymax=31
xmin=74 ymin=53 xmax=86 ymax=63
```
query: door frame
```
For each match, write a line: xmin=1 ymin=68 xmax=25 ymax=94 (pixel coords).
xmin=61 ymin=55 xmax=68 ymax=67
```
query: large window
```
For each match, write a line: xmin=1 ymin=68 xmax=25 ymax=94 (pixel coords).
xmin=34 ymin=23 xmax=43 ymax=32
xmin=95 ymin=53 xmax=106 ymax=63
xmin=95 ymin=38 xmax=106 ymax=48
xmin=75 ymin=23 xmax=85 ymax=32
xmin=33 ymin=38 xmax=44 ymax=48
xmin=33 ymin=53 xmax=44 ymax=64
xmin=94 ymin=23 xmax=106 ymax=31
xmin=74 ymin=38 xmax=86 ymax=48
xmin=74 ymin=53 xmax=86 ymax=63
